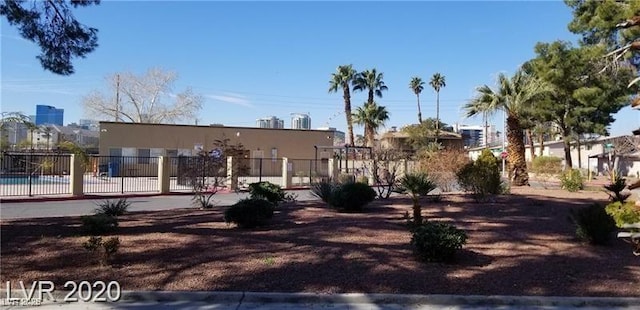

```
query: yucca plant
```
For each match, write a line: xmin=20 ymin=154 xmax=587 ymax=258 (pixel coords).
xmin=95 ymin=198 xmax=130 ymax=217
xmin=398 ymin=173 xmax=436 ymax=225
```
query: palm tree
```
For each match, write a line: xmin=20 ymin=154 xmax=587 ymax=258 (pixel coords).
xmin=353 ymin=69 xmax=388 ymax=146
xmin=329 ymin=65 xmax=357 ymax=145
xmin=353 ymin=69 xmax=388 ymax=107
xmin=464 ymin=69 xmax=549 ymax=186
xmin=409 ymin=77 xmax=425 ymax=124
xmin=40 ymin=125 xmax=52 ymax=151
xmin=429 ymin=73 xmax=446 ymax=143
xmin=399 ymin=173 xmax=436 ymax=225
xmin=352 ymin=102 xmax=390 ymax=147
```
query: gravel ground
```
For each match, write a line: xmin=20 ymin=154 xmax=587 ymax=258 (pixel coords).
xmin=1 ymin=187 xmax=638 ymax=297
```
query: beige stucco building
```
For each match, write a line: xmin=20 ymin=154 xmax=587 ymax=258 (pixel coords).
xmin=99 ymin=122 xmax=335 ymax=160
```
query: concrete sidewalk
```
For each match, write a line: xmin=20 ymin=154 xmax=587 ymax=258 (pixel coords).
xmin=4 ymin=291 xmax=640 ymax=309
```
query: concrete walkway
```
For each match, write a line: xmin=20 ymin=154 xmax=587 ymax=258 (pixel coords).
xmin=0 ymin=190 xmax=319 ymax=220
xmin=3 ymin=291 xmax=640 ymax=309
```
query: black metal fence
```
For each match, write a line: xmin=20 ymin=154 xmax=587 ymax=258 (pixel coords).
xmin=0 ymin=152 xmax=72 ymax=197
xmin=1 ymin=155 xmax=335 ymax=198
xmin=84 ymin=156 xmax=159 ymax=194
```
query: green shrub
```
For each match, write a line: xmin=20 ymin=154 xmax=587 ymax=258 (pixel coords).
xmin=82 ymin=236 xmax=103 ymax=251
xmin=81 ymin=214 xmax=118 ymax=235
xmin=531 ymin=156 xmax=563 ymax=175
xmin=605 ymin=201 xmax=640 ymax=228
xmin=249 ymin=182 xmax=287 ymax=205
xmin=604 ymin=175 xmax=630 ymax=203
xmin=411 ymin=222 xmax=467 ymax=263
xmin=224 ymin=198 xmax=275 ymax=228
xmin=560 ymin=169 xmax=584 ymax=192
xmin=95 ymin=198 xmax=130 ymax=217
xmin=310 ymin=179 xmax=336 ymax=203
xmin=570 ymin=203 xmax=616 ymax=245
xmin=328 ymin=182 xmax=376 ymax=212
xmin=456 ymin=149 xmax=503 ymax=201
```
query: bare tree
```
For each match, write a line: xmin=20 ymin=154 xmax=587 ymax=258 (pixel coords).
xmin=82 ymin=68 xmax=204 ymax=123
xmin=364 ymin=148 xmax=406 ymax=199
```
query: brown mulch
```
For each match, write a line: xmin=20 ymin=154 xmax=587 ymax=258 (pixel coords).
xmin=1 ymin=187 xmax=638 ymax=297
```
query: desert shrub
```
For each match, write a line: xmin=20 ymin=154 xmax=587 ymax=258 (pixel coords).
xmin=249 ymin=181 xmax=287 ymax=205
xmin=328 ymin=182 xmax=376 ymax=212
xmin=95 ymin=198 xmax=130 ymax=217
xmin=456 ymin=149 xmax=503 ymax=201
xmin=560 ymin=169 xmax=584 ymax=192
xmin=411 ymin=222 xmax=467 ymax=263
xmin=605 ymin=201 xmax=640 ymax=228
xmin=356 ymin=175 xmax=369 ymax=184
xmin=310 ymin=179 xmax=336 ymax=203
xmin=419 ymin=149 xmax=470 ymax=192
xmin=604 ymin=175 xmax=631 ymax=203
xmin=83 ymin=236 xmax=120 ymax=265
xmin=224 ymin=198 xmax=274 ymax=228
xmin=570 ymin=203 xmax=616 ymax=245
xmin=531 ymin=156 xmax=563 ymax=175
xmin=81 ymin=214 xmax=118 ymax=235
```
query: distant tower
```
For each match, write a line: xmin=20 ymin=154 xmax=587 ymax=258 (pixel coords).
xmin=35 ymin=105 xmax=64 ymax=126
xmin=290 ymin=113 xmax=311 ymax=130
xmin=256 ymin=116 xmax=284 ymax=129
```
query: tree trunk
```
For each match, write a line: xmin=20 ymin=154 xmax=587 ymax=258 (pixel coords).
xmin=343 ymin=85 xmax=355 ymax=146
xmin=435 ymin=91 xmax=440 ymax=143
xmin=577 ymin=138 xmax=582 ymax=169
xmin=412 ymin=200 xmax=422 ymax=225
xmin=562 ymin=132 xmax=573 ymax=169
xmin=538 ymin=132 xmax=545 ymax=157
xmin=526 ymin=129 xmax=535 ymax=162
xmin=417 ymin=94 xmax=422 ymax=124
xmin=506 ymin=115 xmax=529 ymax=186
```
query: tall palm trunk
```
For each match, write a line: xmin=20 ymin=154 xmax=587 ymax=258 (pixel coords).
xmin=526 ymin=129 xmax=535 ymax=162
xmin=435 ymin=91 xmax=440 ymax=143
xmin=506 ymin=115 xmax=529 ymax=186
xmin=343 ymin=86 xmax=354 ymax=146
xmin=416 ymin=94 xmax=422 ymax=124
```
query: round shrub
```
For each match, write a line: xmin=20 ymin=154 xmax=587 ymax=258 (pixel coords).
xmin=328 ymin=182 xmax=376 ymax=212
xmin=224 ymin=198 xmax=274 ymax=228
xmin=81 ymin=214 xmax=118 ymax=235
xmin=411 ymin=221 xmax=467 ymax=263
xmin=570 ymin=203 xmax=616 ymax=245
xmin=605 ymin=201 xmax=640 ymax=228
xmin=248 ymin=182 xmax=286 ymax=205
xmin=560 ymin=169 xmax=584 ymax=192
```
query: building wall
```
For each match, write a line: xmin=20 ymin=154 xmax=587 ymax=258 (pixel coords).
xmin=99 ymin=122 xmax=335 ymax=160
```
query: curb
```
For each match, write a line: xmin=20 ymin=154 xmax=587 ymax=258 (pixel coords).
xmin=21 ymin=291 xmax=640 ymax=308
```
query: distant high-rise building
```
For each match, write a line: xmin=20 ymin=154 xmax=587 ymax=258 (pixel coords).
xmin=454 ymin=124 xmax=495 ymax=148
xmin=256 ymin=116 xmax=284 ymax=129
xmin=35 ymin=105 xmax=64 ymax=126
xmin=79 ymin=119 xmax=100 ymax=131
xmin=291 ymin=113 xmax=311 ymax=130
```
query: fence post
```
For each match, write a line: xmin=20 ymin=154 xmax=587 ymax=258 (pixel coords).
xmin=120 ymin=156 xmax=125 ymax=194
xmin=366 ymin=159 xmax=374 ymax=185
xmin=70 ymin=154 xmax=84 ymax=197
xmin=259 ymin=158 xmax=263 ymax=183
xmin=328 ymin=158 xmax=338 ymax=181
xmin=226 ymin=156 xmax=236 ymax=190
xmin=282 ymin=157 xmax=292 ymax=189
xmin=158 ymin=156 xmax=170 ymax=194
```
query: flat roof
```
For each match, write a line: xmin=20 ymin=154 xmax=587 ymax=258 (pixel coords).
xmin=99 ymin=121 xmax=337 ymax=134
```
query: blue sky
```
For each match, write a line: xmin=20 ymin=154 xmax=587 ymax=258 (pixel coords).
xmin=2 ymin=1 xmax=638 ymax=137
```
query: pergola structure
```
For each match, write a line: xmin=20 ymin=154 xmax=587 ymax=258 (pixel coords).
xmin=314 ymin=145 xmax=372 ymax=174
